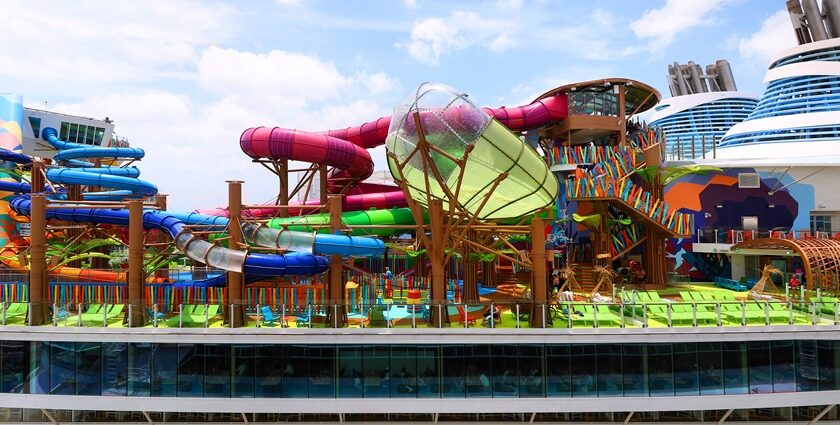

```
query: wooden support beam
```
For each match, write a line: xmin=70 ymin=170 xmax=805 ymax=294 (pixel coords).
xmin=225 ymin=180 xmax=246 ymax=327
xmin=127 ymin=200 xmax=147 ymax=327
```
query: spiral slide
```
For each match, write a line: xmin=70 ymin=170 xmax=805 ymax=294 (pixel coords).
xmin=234 ymin=94 xmax=568 ymax=227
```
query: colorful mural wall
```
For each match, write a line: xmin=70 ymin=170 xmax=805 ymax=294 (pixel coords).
xmin=0 ymin=94 xmax=23 ymax=247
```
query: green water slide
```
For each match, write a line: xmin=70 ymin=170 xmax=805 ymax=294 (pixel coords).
xmin=267 ymin=207 xmax=422 ymax=237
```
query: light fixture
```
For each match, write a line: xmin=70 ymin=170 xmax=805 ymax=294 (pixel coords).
xmin=716 ymin=204 xmax=723 ymax=209
xmin=768 ymin=204 xmax=775 ymax=208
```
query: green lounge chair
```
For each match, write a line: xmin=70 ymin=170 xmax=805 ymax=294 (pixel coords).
xmin=166 ymin=304 xmax=196 ymax=327
xmin=4 ymin=302 xmax=28 ymax=321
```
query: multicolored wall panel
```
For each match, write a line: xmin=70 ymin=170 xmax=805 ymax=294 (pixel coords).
xmin=0 ymin=94 xmax=23 ymax=247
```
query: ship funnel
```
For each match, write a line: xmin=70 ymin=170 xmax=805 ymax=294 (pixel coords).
xmin=666 ymin=60 xmax=737 ymax=96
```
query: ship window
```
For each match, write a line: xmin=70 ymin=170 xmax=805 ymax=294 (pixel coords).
xmin=68 ymin=123 xmax=79 ymax=143
xmin=85 ymin=125 xmax=95 ymax=145
xmin=59 ymin=122 xmax=69 ymax=140
xmin=811 ymin=215 xmax=832 ymax=233
xmin=27 ymin=117 xmax=41 ymax=138
xmin=94 ymin=127 xmax=105 ymax=146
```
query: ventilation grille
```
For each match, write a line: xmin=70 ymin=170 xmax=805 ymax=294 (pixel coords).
xmin=738 ymin=173 xmax=760 ymax=188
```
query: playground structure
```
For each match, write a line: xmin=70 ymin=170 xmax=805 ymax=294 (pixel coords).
xmin=3 ymin=76 xmax=836 ymax=330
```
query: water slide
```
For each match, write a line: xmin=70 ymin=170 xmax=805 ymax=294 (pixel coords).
xmin=235 ymin=87 xmax=567 ymax=224
xmin=0 ymin=126 xmax=387 ymax=283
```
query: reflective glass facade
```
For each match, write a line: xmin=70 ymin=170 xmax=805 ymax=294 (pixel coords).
xmin=742 ymin=76 xmax=840 ymax=121
xmin=1 ymin=340 xmax=838 ymax=398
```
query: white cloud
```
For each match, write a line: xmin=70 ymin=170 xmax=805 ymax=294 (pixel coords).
xmin=396 ymin=11 xmax=517 ymax=64
xmin=275 ymin=0 xmax=303 ymax=6
xmin=494 ymin=0 xmax=523 ymax=12
xmin=737 ymin=10 xmax=797 ymax=68
xmin=404 ymin=0 xmax=417 ymax=8
xmin=51 ymin=47 xmax=399 ymax=211
xmin=0 ymin=0 xmax=235 ymax=91
xmin=631 ymin=0 xmax=730 ymax=53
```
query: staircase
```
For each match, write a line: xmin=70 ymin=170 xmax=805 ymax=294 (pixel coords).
xmin=572 ymin=263 xmax=596 ymax=294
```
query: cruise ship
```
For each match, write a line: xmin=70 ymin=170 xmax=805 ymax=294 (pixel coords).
xmin=0 ymin=1 xmax=839 ymax=424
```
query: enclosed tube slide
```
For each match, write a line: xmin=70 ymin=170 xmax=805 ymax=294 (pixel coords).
xmin=236 ymin=94 xmax=567 ymax=218
xmin=42 ymin=128 xmax=158 ymax=199
xmin=9 ymin=195 xmax=329 ymax=276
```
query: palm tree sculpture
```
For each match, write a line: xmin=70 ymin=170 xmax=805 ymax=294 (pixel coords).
xmin=751 ymin=264 xmax=782 ymax=299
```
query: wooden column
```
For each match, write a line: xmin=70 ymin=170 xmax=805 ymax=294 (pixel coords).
xmin=277 ymin=160 xmax=289 ymax=218
xmin=153 ymin=194 xmax=169 ymax=279
xmin=127 ymin=200 xmax=147 ymax=326
xmin=328 ymin=195 xmax=345 ymax=328
xmin=462 ymin=230 xmax=479 ymax=303
xmin=226 ymin=180 xmax=246 ymax=327
xmin=31 ymin=160 xmax=44 ymax=194
xmin=428 ymin=199 xmax=448 ymax=327
xmin=319 ymin=164 xmax=329 ymax=214
xmin=618 ymin=84 xmax=627 ymax=146
xmin=530 ymin=218 xmax=548 ymax=327
xmin=28 ymin=195 xmax=49 ymax=325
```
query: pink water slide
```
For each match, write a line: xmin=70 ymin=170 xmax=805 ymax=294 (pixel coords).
xmin=204 ymin=94 xmax=568 ymax=217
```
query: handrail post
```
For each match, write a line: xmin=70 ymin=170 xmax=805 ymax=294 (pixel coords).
xmin=333 ymin=304 xmax=338 ymax=329
xmin=1 ymin=302 xmax=5 ymax=326
xmin=412 ymin=305 xmax=416 ymax=329
xmin=102 ymin=302 xmax=107 ymax=328
xmin=205 ymin=303 xmax=209 ymax=328
xmin=179 ymin=303 xmax=183 ymax=328
xmin=620 ymin=304 xmax=625 ymax=328
xmin=835 ymin=301 xmax=839 ymax=325
xmin=308 ymin=303 xmax=312 ymax=328
xmin=282 ymin=304 xmax=287 ymax=328
xmin=153 ymin=304 xmax=158 ymax=328
xmin=666 ymin=303 xmax=672 ymax=327
xmin=789 ymin=301 xmax=794 ymax=325
xmin=489 ymin=302 xmax=494 ymax=328
xmin=692 ymin=303 xmax=697 ymax=327
xmin=360 ymin=303 xmax=365 ymax=329
xmin=741 ymin=302 xmax=746 ymax=327
xmin=811 ymin=301 xmax=818 ymax=325
xmin=256 ymin=303 xmax=261 ymax=328
xmin=437 ymin=304 xmax=443 ymax=329
xmin=52 ymin=303 xmax=57 ymax=327
xmin=541 ymin=304 xmax=546 ymax=328
xmin=764 ymin=301 xmax=770 ymax=326
xmin=642 ymin=303 xmax=647 ymax=328
xmin=593 ymin=303 xmax=598 ymax=329
xmin=128 ymin=303 xmax=133 ymax=328
xmin=715 ymin=303 xmax=721 ymax=327
xmin=515 ymin=304 xmax=520 ymax=328
xmin=77 ymin=303 xmax=82 ymax=327
xmin=463 ymin=304 xmax=468 ymax=328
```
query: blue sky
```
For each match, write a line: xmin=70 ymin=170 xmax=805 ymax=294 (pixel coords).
xmin=2 ymin=0 xmax=795 ymax=210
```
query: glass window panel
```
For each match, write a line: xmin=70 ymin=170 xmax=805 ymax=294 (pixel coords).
xmin=102 ymin=343 xmax=127 ymax=396
xmin=518 ymin=345 xmax=544 ymax=397
xmin=795 ymin=340 xmax=820 ymax=392
xmin=151 ymin=344 xmax=178 ymax=397
xmin=648 ymin=343 xmax=673 ymax=397
xmin=255 ymin=345 xmax=282 ymax=397
xmin=571 ymin=344 xmax=596 ymax=397
xmin=76 ymin=342 xmax=102 ymax=396
xmin=50 ymin=342 xmax=75 ymax=395
xmin=232 ymin=344 xmax=255 ymax=398
xmin=127 ymin=343 xmax=150 ymax=396
xmin=546 ymin=345 xmax=571 ymax=397
xmin=28 ymin=341 xmax=50 ymax=394
xmin=818 ymin=340 xmax=840 ymax=391
xmin=491 ymin=345 xmax=518 ymax=398
xmin=390 ymin=346 xmax=418 ymax=398
xmin=440 ymin=345 xmax=465 ymax=398
xmin=463 ymin=345 xmax=491 ymax=397
xmin=281 ymin=345 xmax=308 ymax=398
xmin=748 ymin=341 xmax=773 ymax=394
xmin=2 ymin=341 xmax=27 ymax=393
xmin=204 ymin=344 xmax=230 ymax=397
xmin=597 ymin=344 xmax=622 ymax=396
xmin=723 ymin=342 xmax=748 ymax=394
xmin=85 ymin=125 xmax=95 ymax=145
xmin=417 ymin=346 xmax=438 ymax=398
xmin=308 ymin=345 xmax=335 ymax=398
xmin=622 ymin=344 xmax=647 ymax=396
xmin=698 ymin=342 xmax=724 ymax=395
xmin=771 ymin=340 xmax=796 ymax=393
xmin=68 ymin=123 xmax=78 ymax=144
xmin=337 ymin=346 xmax=363 ymax=398
xmin=177 ymin=344 xmax=203 ymax=397
xmin=673 ymin=342 xmax=699 ymax=396
xmin=59 ymin=122 xmax=69 ymax=140
xmin=363 ymin=345 xmax=390 ymax=398
xmin=94 ymin=128 xmax=105 ymax=146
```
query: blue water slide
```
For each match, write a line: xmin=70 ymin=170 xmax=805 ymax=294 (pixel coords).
xmin=41 ymin=128 xmax=157 ymax=198
xmin=9 ymin=195 xmax=330 ymax=276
